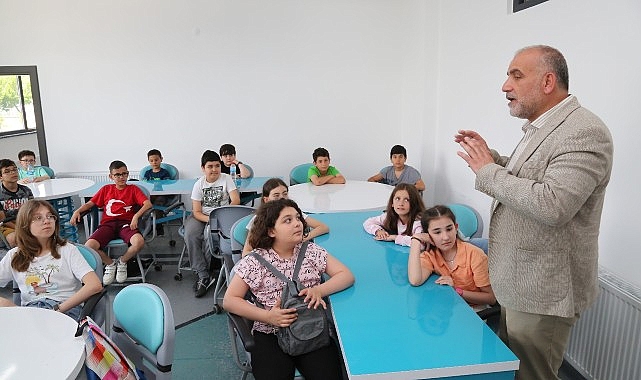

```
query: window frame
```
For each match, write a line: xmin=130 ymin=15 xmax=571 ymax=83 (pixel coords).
xmin=0 ymin=65 xmax=48 ymax=166
xmin=513 ymin=0 xmax=549 ymax=13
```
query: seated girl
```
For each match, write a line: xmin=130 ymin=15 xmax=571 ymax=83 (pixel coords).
xmin=0 ymin=200 xmax=103 ymax=321
xmin=223 ymin=198 xmax=354 ymax=380
xmin=363 ymin=183 xmax=425 ymax=246
xmin=242 ymin=178 xmax=329 ymax=255
xmin=407 ymin=205 xmax=495 ymax=310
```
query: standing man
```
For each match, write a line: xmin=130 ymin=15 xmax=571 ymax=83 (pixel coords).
xmin=455 ymin=45 xmax=613 ymax=380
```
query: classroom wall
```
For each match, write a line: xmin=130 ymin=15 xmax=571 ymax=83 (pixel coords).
xmin=0 ymin=133 xmax=39 ymax=164
xmin=0 ymin=0 xmax=435 ymax=192
xmin=1 ymin=0 xmax=638 ymax=288
xmin=434 ymin=0 xmax=641 ymax=288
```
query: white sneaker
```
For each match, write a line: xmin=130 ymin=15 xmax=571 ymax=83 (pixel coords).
xmin=116 ymin=259 xmax=128 ymax=283
xmin=103 ymin=262 xmax=117 ymax=285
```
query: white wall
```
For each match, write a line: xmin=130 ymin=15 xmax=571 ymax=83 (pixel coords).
xmin=0 ymin=133 xmax=39 ymax=163
xmin=1 ymin=0 xmax=638 ymax=288
xmin=434 ymin=0 xmax=641 ymax=288
xmin=0 ymin=0 xmax=434 ymax=184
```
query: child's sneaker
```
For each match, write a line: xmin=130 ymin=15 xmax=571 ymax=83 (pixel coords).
xmin=103 ymin=262 xmax=117 ymax=285
xmin=194 ymin=277 xmax=210 ymax=298
xmin=116 ymin=259 xmax=128 ymax=283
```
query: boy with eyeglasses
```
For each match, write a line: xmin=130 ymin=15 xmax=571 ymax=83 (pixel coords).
xmin=17 ymin=150 xmax=50 ymax=184
xmin=70 ymin=160 xmax=152 ymax=285
xmin=0 ymin=159 xmax=34 ymax=247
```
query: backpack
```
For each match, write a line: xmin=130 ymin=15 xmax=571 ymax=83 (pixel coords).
xmin=251 ymin=241 xmax=331 ymax=356
xmin=76 ymin=316 xmax=142 ymax=380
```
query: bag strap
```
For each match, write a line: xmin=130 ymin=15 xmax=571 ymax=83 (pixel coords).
xmin=250 ymin=241 xmax=310 ymax=284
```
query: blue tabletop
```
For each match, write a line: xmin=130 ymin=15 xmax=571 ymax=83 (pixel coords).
xmin=314 ymin=211 xmax=518 ymax=379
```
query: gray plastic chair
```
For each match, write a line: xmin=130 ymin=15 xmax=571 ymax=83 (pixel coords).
xmin=209 ymin=205 xmax=255 ymax=314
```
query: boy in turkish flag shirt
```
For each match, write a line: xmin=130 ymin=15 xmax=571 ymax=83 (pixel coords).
xmin=71 ymin=160 xmax=152 ymax=284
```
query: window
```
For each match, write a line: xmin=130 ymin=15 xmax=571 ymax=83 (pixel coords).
xmin=0 ymin=66 xmax=43 ymax=134
xmin=0 ymin=66 xmax=48 ymax=165
xmin=513 ymin=0 xmax=549 ymax=13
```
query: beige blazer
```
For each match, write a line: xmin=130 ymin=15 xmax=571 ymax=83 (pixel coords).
xmin=476 ymin=96 xmax=613 ymax=318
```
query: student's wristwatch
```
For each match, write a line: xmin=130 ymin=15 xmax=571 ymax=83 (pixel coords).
xmin=53 ymin=304 xmax=60 ymax=311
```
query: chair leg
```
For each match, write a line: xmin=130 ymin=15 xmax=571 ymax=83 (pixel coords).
xmin=137 ymin=257 xmax=146 ymax=283
xmin=174 ymin=245 xmax=191 ymax=281
xmin=212 ymin=259 xmax=226 ymax=313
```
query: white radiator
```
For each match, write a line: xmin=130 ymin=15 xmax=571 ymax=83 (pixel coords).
xmin=57 ymin=171 xmax=140 ymax=181
xmin=565 ymin=267 xmax=641 ymax=380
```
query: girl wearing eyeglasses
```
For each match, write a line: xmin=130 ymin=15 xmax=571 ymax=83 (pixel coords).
xmin=0 ymin=200 xmax=102 ymax=320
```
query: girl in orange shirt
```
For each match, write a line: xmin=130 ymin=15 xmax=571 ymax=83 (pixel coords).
xmin=408 ymin=205 xmax=496 ymax=309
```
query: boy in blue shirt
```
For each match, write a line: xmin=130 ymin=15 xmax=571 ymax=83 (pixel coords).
xmin=142 ymin=149 xmax=172 ymax=235
xmin=368 ymin=145 xmax=425 ymax=191
xmin=17 ymin=150 xmax=50 ymax=184
xmin=143 ymin=149 xmax=171 ymax=181
xmin=307 ymin=147 xmax=346 ymax=186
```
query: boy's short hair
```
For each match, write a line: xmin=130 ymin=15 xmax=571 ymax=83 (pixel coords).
xmin=18 ymin=150 xmax=36 ymax=160
xmin=201 ymin=150 xmax=221 ymax=166
xmin=0 ymin=159 xmax=17 ymax=172
xmin=109 ymin=160 xmax=127 ymax=172
xmin=219 ymin=144 xmax=236 ymax=157
xmin=312 ymin=147 xmax=330 ymax=162
xmin=147 ymin=149 xmax=162 ymax=158
xmin=390 ymin=145 xmax=407 ymax=158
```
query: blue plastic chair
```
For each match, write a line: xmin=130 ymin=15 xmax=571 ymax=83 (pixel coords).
xmin=73 ymin=243 xmax=110 ymax=327
xmin=112 ymin=283 xmax=175 ymax=380
xmin=447 ymin=203 xmax=483 ymax=239
xmin=38 ymin=165 xmax=55 ymax=178
xmin=139 ymin=163 xmax=179 ymax=181
xmin=238 ymin=164 xmax=260 ymax=206
xmin=231 ymin=214 xmax=253 ymax=258
xmin=289 ymin=163 xmax=314 ymax=185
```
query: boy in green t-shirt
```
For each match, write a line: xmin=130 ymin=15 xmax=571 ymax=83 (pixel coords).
xmin=307 ymin=147 xmax=346 ymax=186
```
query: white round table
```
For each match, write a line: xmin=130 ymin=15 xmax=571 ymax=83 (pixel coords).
xmin=26 ymin=178 xmax=95 ymax=200
xmin=0 ymin=307 xmax=85 ymax=379
xmin=288 ymin=181 xmax=394 ymax=213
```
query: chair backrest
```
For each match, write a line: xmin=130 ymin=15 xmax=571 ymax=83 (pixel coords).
xmin=74 ymin=243 xmax=104 ymax=278
xmin=38 ymin=165 xmax=55 ymax=178
xmin=132 ymin=182 xmax=154 ymax=238
xmin=241 ymin=163 xmax=254 ymax=178
xmin=112 ymin=283 xmax=175 ymax=379
xmin=73 ymin=243 xmax=108 ymax=326
xmin=289 ymin=163 xmax=313 ymax=185
xmin=139 ymin=163 xmax=179 ymax=180
xmin=209 ymin=206 xmax=255 ymax=256
xmin=447 ymin=203 xmax=483 ymax=239
xmin=230 ymin=214 xmax=254 ymax=254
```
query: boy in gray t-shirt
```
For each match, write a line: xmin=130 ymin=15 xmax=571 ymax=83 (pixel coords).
xmin=368 ymin=145 xmax=425 ymax=192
